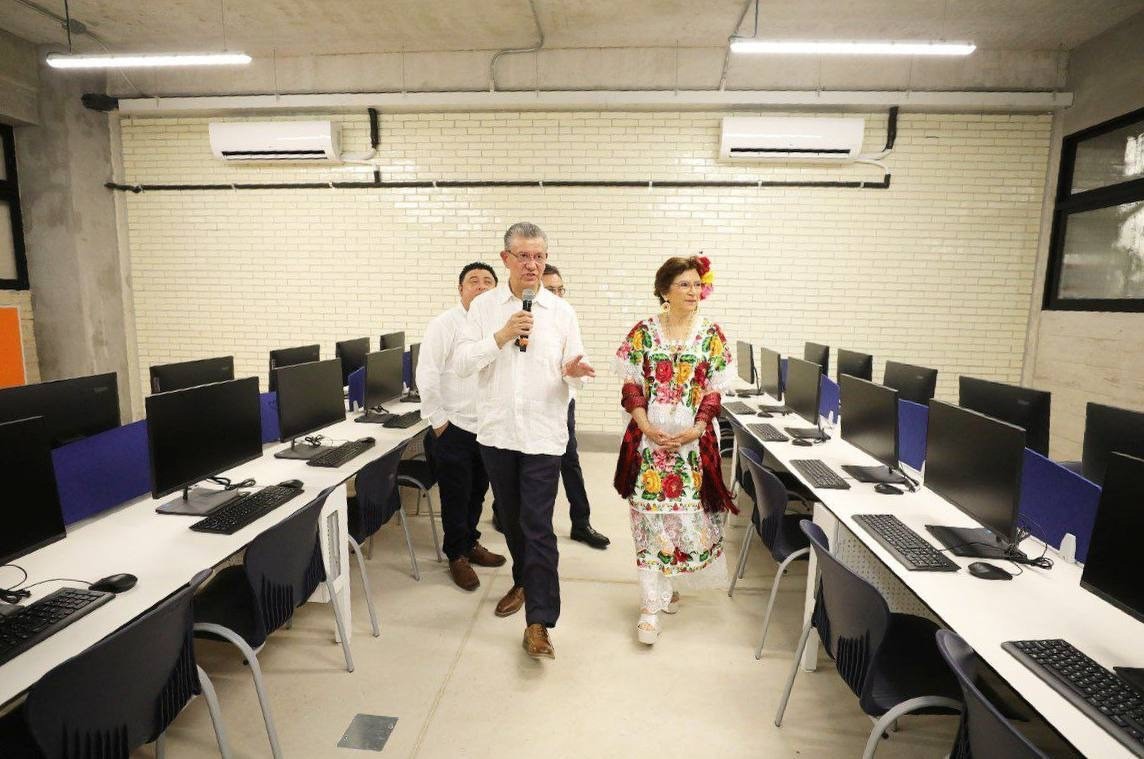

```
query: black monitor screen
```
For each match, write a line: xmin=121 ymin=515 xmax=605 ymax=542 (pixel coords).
xmin=364 ymin=349 xmax=404 ymax=408
xmin=759 ymin=347 xmax=782 ymax=399
xmin=840 ymin=375 xmax=899 ymax=469
xmin=0 ymin=417 xmax=67 ymax=564
xmin=145 ymin=377 xmax=263 ymax=499
xmin=0 ymin=372 xmax=120 ymax=447
xmin=1082 ymin=402 xmax=1144 ymax=486
xmin=786 ymin=357 xmax=821 ymax=424
xmin=1081 ymin=452 xmax=1144 ymax=623
xmin=925 ymin=400 xmax=1025 ymax=543
xmin=275 ymin=358 xmax=346 ymax=441
xmin=736 ymin=341 xmax=754 ymax=385
xmin=379 ymin=331 xmax=406 ymax=351
xmin=268 ymin=344 xmax=320 ymax=393
xmin=407 ymin=343 xmax=421 ymax=390
xmin=959 ymin=376 xmax=1051 ymax=457
xmin=804 ymin=342 xmax=829 ymax=377
xmin=149 ymin=356 xmax=235 ymax=394
xmin=883 ymin=360 xmax=938 ymax=404
xmin=837 ymin=349 xmax=873 ymax=382
xmin=335 ymin=337 xmax=371 ymax=386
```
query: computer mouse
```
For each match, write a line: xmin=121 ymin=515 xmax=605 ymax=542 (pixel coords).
xmin=755 ymin=410 xmax=773 ymax=418
xmin=89 ymin=573 xmax=138 ymax=594
xmin=874 ymin=483 xmax=903 ymax=495
xmin=278 ymin=479 xmax=304 ymax=490
xmin=791 ymin=438 xmax=814 ymax=447
xmin=967 ymin=562 xmax=1013 ymax=581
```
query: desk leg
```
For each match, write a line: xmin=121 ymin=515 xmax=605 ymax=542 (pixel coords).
xmin=800 ymin=504 xmax=840 ymax=672
xmin=728 ymin=431 xmax=739 ymax=491
xmin=310 ymin=485 xmax=352 ymax=644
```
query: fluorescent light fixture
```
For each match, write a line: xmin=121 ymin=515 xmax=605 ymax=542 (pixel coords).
xmin=46 ymin=52 xmax=252 ymax=69
xmin=730 ymin=40 xmax=976 ymax=56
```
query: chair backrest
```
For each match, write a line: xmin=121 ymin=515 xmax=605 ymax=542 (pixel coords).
xmin=349 ymin=439 xmax=411 ymax=543
xmin=23 ymin=569 xmax=212 ymax=758
xmin=936 ymin=630 xmax=1048 ymax=759
xmin=739 ymin=448 xmax=793 ymax=558
xmin=801 ymin=520 xmax=893 ymax=700
xmin=731 ymin=421 xmax=764 ymax=497
xmin=243 ymin=488 xmax=335 ymax=641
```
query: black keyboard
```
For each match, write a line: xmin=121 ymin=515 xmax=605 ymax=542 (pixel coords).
xmin=307 ymin=438 xmax=376 ymax=468
xmin=190 ymin=485 xmax=303 ymax=535
xmin=790 ymin=459 xmax=850 ymax=489
xmin=747 ymin=423 xmax=789 ymax=442
xmin=383 ymin=410 xmax=422 ymax=429
xmin=0 ymin=587 xmax=114 ymax=666
xmin=1005 ymin=638 xmax=1144 ymax=756
xmin=852 ymin=513 xmax=959 ymax=571
xmin=724 ymin=401 xmax=754 ymax=415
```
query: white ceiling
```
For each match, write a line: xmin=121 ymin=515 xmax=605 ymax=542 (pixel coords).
xmin=2 ymin=0 xmax=1142 ymax=56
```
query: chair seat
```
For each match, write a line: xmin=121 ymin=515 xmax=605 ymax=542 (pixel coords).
xmin=397 ymin=459 xmax=434 ymax=488
xmin=861 ymin=613 xmax=961 ymax=717
xmin=0 ymin=708 xmax=40 ymax=759
xmin=193 ymin=566 xmax=266 ymax=648
xmin=771 ymin=513 xmax=812 ymax=563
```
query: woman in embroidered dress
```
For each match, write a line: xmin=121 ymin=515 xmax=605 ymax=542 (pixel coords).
xmin=613 ymin=255 xmax=737 ymax=644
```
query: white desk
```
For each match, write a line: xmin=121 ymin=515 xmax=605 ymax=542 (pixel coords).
xmin=0 ymin=402 xmax=427 ymax=707
xmin=726 ymin=397 xmax=1144 ymax=759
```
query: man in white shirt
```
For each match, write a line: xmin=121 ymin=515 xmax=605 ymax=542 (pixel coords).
xmin=417 ymin=262 xmax=506 ymax=592
xmin=455 ymin=222 xmax=595 ymax=659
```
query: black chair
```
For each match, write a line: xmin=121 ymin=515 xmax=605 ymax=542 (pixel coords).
xmin=397 ymin=428 xmax=443 ymax=562
xmin=775 ymin=521 xmax=962 ymax=758
xmin=193 ymin=488 xmax=352 ymax=759
xmin=728 ymin=417 xmax=763 ymax=501
xmin=0 ymin=570 xmax=230 ymax=759
xmin=730 ymin=449 xmax=812 ymax=660
xmin=936 ymin=630 xmax=1049 ymax=759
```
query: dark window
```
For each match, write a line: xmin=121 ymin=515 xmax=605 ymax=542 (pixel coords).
xmin=0 ymin=124 xmax=29 ymax=291
xmin=1044 ymin=107 xmax=1144 ymax=311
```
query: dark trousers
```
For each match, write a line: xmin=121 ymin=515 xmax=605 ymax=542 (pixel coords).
xmin=431 ymin=424 xmax=489 ymax=561
xmin=563 ymin=399 xmax=591 ymax=525
xmin=480 ymin=445 xmax=562 ymax=628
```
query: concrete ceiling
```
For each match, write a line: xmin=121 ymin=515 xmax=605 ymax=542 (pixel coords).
xmin=2 ymin=0 xmax=1143 ymax=56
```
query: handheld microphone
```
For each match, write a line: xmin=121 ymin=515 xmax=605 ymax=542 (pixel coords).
xmin=516 ymin=288 xmax=534 ymax=352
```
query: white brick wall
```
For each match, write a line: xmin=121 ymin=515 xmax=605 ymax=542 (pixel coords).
xmin=0 ymin=289 xmax=39 ymax=384
xmin=118 ymin=110 xmax=1051 ymax=434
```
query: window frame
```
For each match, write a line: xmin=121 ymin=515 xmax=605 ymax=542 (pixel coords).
xmin=0 ymin=123 xmax=29 ymax=291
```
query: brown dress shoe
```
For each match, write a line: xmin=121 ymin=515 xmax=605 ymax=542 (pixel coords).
xmin=449 ymin=557 xmax=479 ymax=591
xmin=467 ymin=542 xmax=507 ymax=567
xmin=522 ymin=623 xmax=555 ymax=659
xmin=495 ymin=586 xmax=525 ymax=617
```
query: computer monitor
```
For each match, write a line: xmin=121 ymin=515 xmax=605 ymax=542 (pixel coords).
xmin=736 ymin=340 xmax=755 ymax=387
xmin=268 ymin=344 xmax=320 ymax=393
xmin=363 ymin=348 xmax=404 ymax=410
xmin=335 ymin=337 xmax=371 ymax=386
xmin=804 ymin=342 xmax=829 ymax=376
xmin=0 ymin=372 xmax=120 ymax=448
xmin=0 ymin=416 xmax=67 ymax=565
xmin=145 ymin=377 xmax=263 ymax=513
xmin=785 ymin=357 xmax=822 ymax=426
xmin=839 ymin=375 xmax=909 ymax=485
xmin=379 ymin=331 xmax=406 ymax=351
xmin=149 ymin=356 xmax=235 ymax=394
xmin=883 ymin=360 xmax=938 ymax=404
xmin=406 ymin=342 xmax=421 ymax=394
xmin=924 ymin=400 xmax=1026 ymax=560
xmin=958 ymin=376 xmax=1051 ymax=457
xmin=274 ymin=358 xmax=346 ymax=458
xmin=837 ymin=349 xmax=873 ymax=382
xmin=1081 ymin=402 xmax=1144 ymax=486
xmin=758 ymin=347 xmax=783 ymax=400
xmin=1081 ymin=452 xmax=1144 ymax=624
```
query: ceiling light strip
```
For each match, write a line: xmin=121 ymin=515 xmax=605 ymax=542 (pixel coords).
xmin=46 ymin=52 xmax=252 ymax=69
xmin=730 ymin=41 xmax=976 ymax=56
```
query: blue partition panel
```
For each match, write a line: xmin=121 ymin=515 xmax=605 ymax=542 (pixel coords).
xmin=259 ymin=391 xmax=280 ymax=444
xmin=403 ymin=350 xmax=412 ymax=388
xmin=780 ymin=357 xmax=788 ymax=387
xmin=52 ymin=421 xmax=151 ymax=525
xmin=898 ymin=399 xmax=929 ymax=471
xmin=819 ymin=375 xmax=840 ymax=419
xmin=1019 ymin=450 xmax=1101 ymax=562
xmin=348 ymin=366 xmax=365 ymax=410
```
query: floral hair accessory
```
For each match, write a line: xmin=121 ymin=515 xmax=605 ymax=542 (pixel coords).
xmin=696 ymin=254 xmax=714 ymax=300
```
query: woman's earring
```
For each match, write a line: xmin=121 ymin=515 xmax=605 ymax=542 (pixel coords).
xmin=661 ymin=301 xmax=670 ymax=313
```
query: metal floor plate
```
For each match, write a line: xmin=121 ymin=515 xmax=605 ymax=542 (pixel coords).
xmin=337 ymin=714 xmax=398 ymax=752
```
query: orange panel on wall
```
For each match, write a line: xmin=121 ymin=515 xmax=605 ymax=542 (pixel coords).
xmin=0 ymin=306 xmax=27 ymax=389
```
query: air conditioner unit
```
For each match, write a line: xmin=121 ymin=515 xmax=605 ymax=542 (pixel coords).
xmin=719 ymin=116 xmax=865 ymax=162
xmin=208 ymin=120 xmax=342 ymax=162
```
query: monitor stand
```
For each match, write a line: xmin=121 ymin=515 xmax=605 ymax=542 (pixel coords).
xmin=785 ymin=426 xmax=829 ymax=441
xmin=274 ymin=440 xmax=330 ymax=460
xmin=842 ymin=464 xmax=911 ymax=485
xmin=402 ymin=390 xmax=420 ymax=403
xmin=925 ymin=525 xmax=1027 ymax=561
xmin=156 ymin=485 xmax=245 ymax=516
xmin=735 ymin=389 xmax=763 ymax=397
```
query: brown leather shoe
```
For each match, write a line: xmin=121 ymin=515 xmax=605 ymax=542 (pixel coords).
xmin=449 ymin=557 xmax=479 ymax=591
xmin=495 ymin=586 xmax=525 ymax=617
xmin=467 ymin=542 xmax=506 ymax=567
xmin=522 ymin=623 xmax=555 ymax=659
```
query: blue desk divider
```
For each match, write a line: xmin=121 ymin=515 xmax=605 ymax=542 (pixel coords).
xmin=52 ymin=421 xmax=151 ymax=525
xmin=898 ymin=399 xmax=929 ymax=471
xmin=348 ymin=366 xmax=365 ymax=410
xmin=819 ymin=375 xmax=840 ymax=419
xmin=1019 ymin=450 xmax=1101 ymax=562
xmin=260 ymin=392 xmax=280 ymax=444
xmin=780 ymin=358 xmax=788 ymax=386
xmin=403 ymin=350 xmax=412 ymax=388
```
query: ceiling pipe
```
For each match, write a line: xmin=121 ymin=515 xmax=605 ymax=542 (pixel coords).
xmin=719 ymin=0 xmax=757 ymax=92
xmin=489 ymin=0 xmax=544 ymax=93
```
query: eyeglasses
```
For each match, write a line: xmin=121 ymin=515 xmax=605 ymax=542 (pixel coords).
xmin=506 ymin=251 xmax=548 ymax=265
xmin=672 ymin=281 xmax=703 ymax=291
xmin=545 ymin=286 xmax=566 ymax=296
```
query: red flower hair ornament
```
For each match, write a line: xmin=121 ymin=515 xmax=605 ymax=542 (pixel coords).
xmin=695 ymin=254 xmax=715 ymax=300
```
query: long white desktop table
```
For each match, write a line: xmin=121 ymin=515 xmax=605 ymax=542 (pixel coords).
xmin=726 ymin=394 xmax=1144 ymax=759
xmin=0 ymin=401 xmax=427 ymax=708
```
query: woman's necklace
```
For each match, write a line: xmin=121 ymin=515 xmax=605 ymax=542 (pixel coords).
xmin=662 ymin=309 xmax=697 ymax=351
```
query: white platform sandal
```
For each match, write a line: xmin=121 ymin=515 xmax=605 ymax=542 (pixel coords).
xmin=637 ymin=612 xmax=660 ymax=644
xmin=662 ymin=592 xmax=681 ymax=615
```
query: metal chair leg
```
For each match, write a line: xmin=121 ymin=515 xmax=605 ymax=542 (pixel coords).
xmin=862 ymin=697 xmax=962 ymax=759
xmin=348 ymin=537 xmax=381 ymax=637
xmin=756 ymin=547 xmax=810 ymax=659
xmin=196 ymin=665 xmax=233 ymax=759
xmin=194 ymin=623 xmax=282 ymax=759
xmin=424 ymin=487 xmax=443 ymax=562
xmin=413 ymin=488 xmax=423 ymax=516
xmin=398 ymin=507 xmax=421 ymax=581
xmin=155 ymin=732 xmax=166 ymax=759
xmin=774 ymin=617 xmax=815 ymax=727
xmin=366 ymin=534 xmax=374 ymax=560
xmin=325 ymin=580 xmax=355 ymax=673
xmin=729 ymin=530 xmax=753 ymax=596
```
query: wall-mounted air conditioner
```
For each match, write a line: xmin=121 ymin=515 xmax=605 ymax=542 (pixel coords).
xmin=208 ymin=120 xmax=342 ymax=162
xmin=719 ymin=116 xmax=865 ymax=162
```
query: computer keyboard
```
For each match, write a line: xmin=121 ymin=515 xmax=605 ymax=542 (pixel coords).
xmin=383 ymin=410 xmax=422 ymax=429
xmin=724 ymin=401 xmax=754 ymax=415
xmin=0 ymin=587 xmax=114 ymax=666
xmin=852 ymin=513 xmax=959 ymax=571
xmin=190 ymin=485 xmax=304 ymax=535
xmin=789 ymin=459 xmax=851 ymax=489
xmin=307 ymin=437 xmax=376 ymax=468
xmin=747 ymin=423 xmax=789 ymax=442
xmin=1004 ymin=638 xmax=1144 ymax=755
